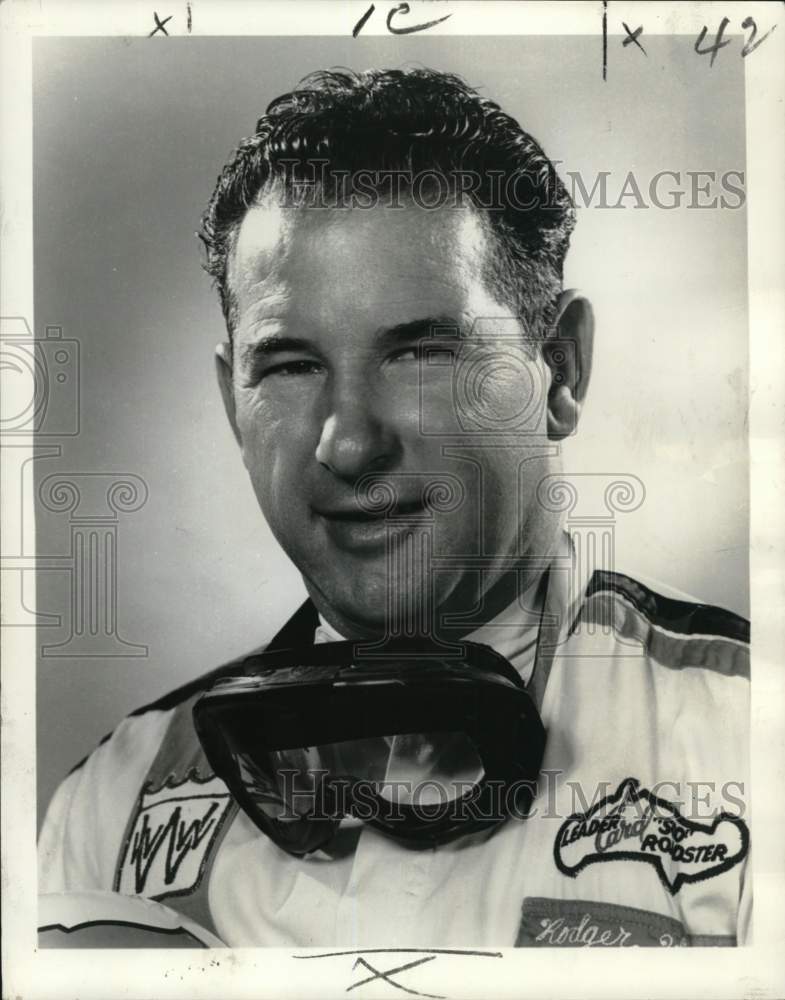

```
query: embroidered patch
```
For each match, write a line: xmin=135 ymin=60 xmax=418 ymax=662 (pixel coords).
xmin=554 ymin=777 xmax=749 ymax=895
xmin=115 ymin=774 xmax=233 ymax=899
xmin=517 ymin=897 xmax=690 ymax=947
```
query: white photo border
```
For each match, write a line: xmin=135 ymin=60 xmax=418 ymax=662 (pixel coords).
xmin=1 ymin=2 xmax=783 ymax=998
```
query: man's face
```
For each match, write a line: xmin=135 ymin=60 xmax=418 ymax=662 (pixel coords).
xmin=222 ymin=196 xmax=562 ymax=637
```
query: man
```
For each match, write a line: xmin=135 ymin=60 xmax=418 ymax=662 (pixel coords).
xmin=39 ymin=68 xmax=750 ymax=948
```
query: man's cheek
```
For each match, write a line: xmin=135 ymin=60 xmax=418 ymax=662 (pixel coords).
xmin=414 ymin=371 xmax=465 ymax=435
xmin=238 ymin=434 xmax=281 ymax=508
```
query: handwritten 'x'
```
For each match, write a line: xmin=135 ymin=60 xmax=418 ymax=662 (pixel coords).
xmin=149 ymin=11 xmax=173 ymax=36
xmin=349 ymin=955 xmax=444 ymax=998
xmin=622 ymin=22 xmax=647 ymax=55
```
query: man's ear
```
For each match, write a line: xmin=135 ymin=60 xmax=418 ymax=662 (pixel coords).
xmin=215 ymin=341 xmax=242 ymax=448
xmin=542 ymin=290 xmax=594 ymax=441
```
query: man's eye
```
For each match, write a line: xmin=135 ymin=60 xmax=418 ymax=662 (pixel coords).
xmin=262 ymin=360 xmax=323 ymax=378
xmin=389 ymin=346 xmax=422 ymax=363
xmin=426 ymin=347 xmax=458 ymax=365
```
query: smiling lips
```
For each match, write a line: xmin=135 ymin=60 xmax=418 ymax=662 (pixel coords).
xmin=313 ymin=498 xmax=430 ymax=552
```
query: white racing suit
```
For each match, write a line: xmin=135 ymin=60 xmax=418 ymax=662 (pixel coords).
xmin=39 ymin=540 xmax=750 ymax=948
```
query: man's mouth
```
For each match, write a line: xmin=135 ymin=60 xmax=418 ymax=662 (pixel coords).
xmin=315 ymin=498 xmax=427 ymax=521
xmin=313 ymin=499 xmax=429 ymax=551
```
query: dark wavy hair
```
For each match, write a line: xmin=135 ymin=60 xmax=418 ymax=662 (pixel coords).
xmin=200 ymin=68 xmax=575 ymax=338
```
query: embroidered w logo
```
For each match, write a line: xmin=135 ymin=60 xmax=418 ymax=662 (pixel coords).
xmin=129 ymin=802 xmax=220 ymax=893
xmin=116 ymin=778 xmax=233 ymax=898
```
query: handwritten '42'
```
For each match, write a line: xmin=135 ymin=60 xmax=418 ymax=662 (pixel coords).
xmin=695 ymin=16 xmax=777 ymax=67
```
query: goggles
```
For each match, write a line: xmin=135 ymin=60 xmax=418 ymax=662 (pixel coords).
xmin=193 ymin=639 xmax=546 ymax=856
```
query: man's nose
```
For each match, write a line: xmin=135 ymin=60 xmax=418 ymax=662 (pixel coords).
xmin=315 ymin=389 xmax=400 ymax=481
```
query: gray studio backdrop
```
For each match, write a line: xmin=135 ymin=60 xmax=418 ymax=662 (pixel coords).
xmin=34 ymin=36 xmax=748 ymax=823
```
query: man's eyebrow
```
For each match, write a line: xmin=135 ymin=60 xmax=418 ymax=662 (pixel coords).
xmin=375 ymin=317 xmax=463 ymax=342
xmin=238 ymin=336 xmax=319 ymax=368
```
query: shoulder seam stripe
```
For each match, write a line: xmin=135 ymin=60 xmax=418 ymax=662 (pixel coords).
xmin=587 ymin=590 xmax=751 ymax=650
xmin=586 ymin=570 xmax=749 ymax=643
xmin=582 ymin=591 xmax=749 ymax=678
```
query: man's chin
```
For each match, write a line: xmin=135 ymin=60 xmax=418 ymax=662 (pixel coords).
xmin=304 ymin=578 xmax=437 ymax=641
